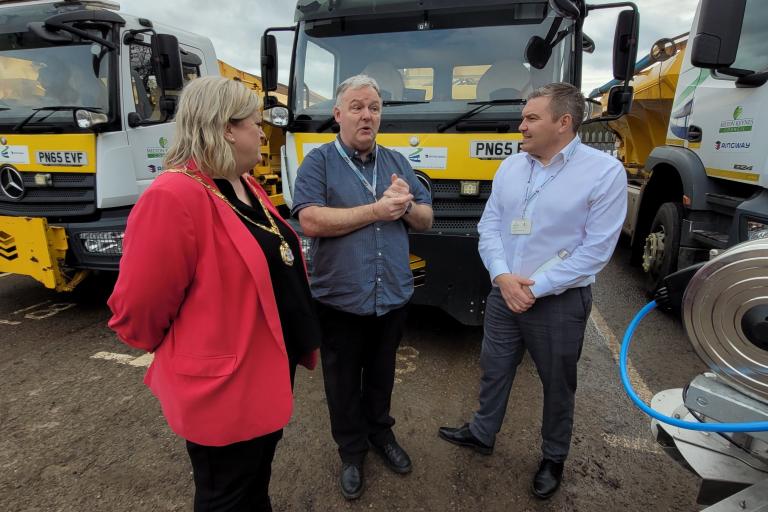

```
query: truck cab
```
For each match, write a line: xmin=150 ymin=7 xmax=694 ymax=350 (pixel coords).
xmin=261 ymin=0 xmax=638 ymax=324
xmin=586 ymin=0 xmax=768 ymax=293
xmin=0 ymin=0 xmax=217 ymax=290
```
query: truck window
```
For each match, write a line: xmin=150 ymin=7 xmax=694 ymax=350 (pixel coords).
xmin=298 ymin=40 xmax=335 ymax=109
xmin=129 ymin=42 xmax=161 ymax=121
xmin=129 ymin=42 xmax=201 ymax=122
xmin=732 ymin=0 xmax=768 ymax=72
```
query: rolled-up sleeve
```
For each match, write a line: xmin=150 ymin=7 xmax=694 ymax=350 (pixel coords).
xmin=291 ymin=149 xmax=327 ymax=217
xmin=107 ymin=185 xmax=197 ymax=352
xmin=529 ymin=164 xmax=627 ymax=298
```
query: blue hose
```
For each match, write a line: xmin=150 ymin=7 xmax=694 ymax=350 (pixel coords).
xmin=620 ymin=300 xmax=768 ymax=432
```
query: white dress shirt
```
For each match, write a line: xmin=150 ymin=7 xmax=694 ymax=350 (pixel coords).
xmin=478 ymin=136 xmax=627 ymax=298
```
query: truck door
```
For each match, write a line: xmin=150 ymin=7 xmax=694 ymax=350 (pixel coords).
xmin=124 ymin=40 xmax=205 ymax=190
xmin=684 ymin=1 xmax=768 ymax=186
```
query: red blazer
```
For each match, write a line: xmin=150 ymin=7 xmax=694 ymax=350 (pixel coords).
xmin=108 ymin=169 xmax=303 ymax=446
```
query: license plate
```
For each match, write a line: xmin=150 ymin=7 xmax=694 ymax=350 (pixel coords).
xmin=470 ymin=141 xmax=518 ymax=160
xmin=36 ymin=150 xmax=88 ymax=166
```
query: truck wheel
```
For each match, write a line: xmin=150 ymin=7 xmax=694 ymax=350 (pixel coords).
xmin=642 ymin=202 xmax=683 ymax=294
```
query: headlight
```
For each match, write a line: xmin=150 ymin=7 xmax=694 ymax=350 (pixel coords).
xmin=460 ymin=180 xmax=480 ymax=196
xmin=75 ymin=109 xmax=108 ymax=128
xmin=746 ymin=219 xmax=768 ymax=241
xmin=78 ymin=231 xmax=124 ymax=255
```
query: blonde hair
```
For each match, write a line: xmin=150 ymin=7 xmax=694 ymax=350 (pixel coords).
xmin=164 ymin=76 xmax=260 ymax=179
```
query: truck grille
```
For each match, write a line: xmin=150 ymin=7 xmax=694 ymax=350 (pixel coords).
xmin=0 ymin=172 xmax=96 ymax=217
xmin=426 ymin=179 xmax=492 ymax=235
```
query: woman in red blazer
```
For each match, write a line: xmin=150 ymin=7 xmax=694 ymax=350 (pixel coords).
xmin=108 ymin=76 xmax=320 ymax=512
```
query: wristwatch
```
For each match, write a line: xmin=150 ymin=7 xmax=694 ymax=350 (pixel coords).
xmin=404 ymin=201 xmax=413 ymax=215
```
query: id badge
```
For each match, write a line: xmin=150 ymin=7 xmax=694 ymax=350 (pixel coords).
xmin=510 ymin=218 xmax=532 ymax=235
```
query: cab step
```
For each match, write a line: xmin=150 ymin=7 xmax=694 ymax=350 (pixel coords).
xmin=691 ymin=229 xmax=729 ymax=249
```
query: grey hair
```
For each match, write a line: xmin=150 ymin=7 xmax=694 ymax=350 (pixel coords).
xmin=527 ymin=82 xmax=585 ymax=133
xmin=334 ymin=75 xmax=381 ymax=107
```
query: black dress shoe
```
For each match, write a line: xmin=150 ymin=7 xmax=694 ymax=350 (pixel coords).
xmin=532 ymin=459 xmax=564 ymax=499
xmin=372 ymin=440 xmax=412 ymax=474
xmin=340 ymin=463 xmax=363 ymax=500
xmin=437 ymin=423 xmax=493 ymax=455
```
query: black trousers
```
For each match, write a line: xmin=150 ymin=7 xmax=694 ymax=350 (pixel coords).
xmin=186 ymin=429 xmax=283 ymax=512
xmin=185 ymin=366 xmax=296 ymax=512
xmin=316 ymin=301 xmax=408 ymax=464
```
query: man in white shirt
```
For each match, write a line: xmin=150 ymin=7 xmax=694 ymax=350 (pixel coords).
xmin=438 ymin=83 xmax=627 ymax=499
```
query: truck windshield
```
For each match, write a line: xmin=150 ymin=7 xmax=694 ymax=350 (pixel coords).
xmin=0 ymin=3 xmax=112 ymax=130
xmin=292 ymin=8 xmax=574 ymax=123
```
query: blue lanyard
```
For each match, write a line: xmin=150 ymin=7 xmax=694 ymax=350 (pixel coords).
xmin=334 ymin=139 xmax=378 ymax=199
xmin=521 ymin=144 xmax=577 ymax=217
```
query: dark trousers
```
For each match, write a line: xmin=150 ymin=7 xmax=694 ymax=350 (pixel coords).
xmin=470 ymin=286 xmax=592 ymax=463
xmin=316 ymin=301 xmax=408 ymax=464
xmin=186 ymin=429 xmax=283 ymax=512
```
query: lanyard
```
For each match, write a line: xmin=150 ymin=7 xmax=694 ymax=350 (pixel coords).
xmin=520 ymin=146 xmax=575 ymax=218
xmin=334 ymin=139 xmax=378 ymax=199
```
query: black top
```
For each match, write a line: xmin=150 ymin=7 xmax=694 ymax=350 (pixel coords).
xmin=214 ymin=178 xmax=320 ymax=365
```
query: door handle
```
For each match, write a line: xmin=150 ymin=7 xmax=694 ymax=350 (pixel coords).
xmin=687 ymin=125 xmax=702 ymax=142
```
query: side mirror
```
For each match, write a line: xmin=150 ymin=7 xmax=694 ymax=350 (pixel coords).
xmin=526 ymin=36 xmax=551 ymax=70
xmin=612 ymin=9 xmax=639 ymax=81
xmin=154 ymin=34 xmax=183 ymax=91
xmin=649 ymin=37 xmax=679 ymax=64
xmin=605 ymin=85 xmax=633 ymax=117
xmin=582 ymin=33 xmax=595 ymax=54
xmin=261 ymin=34 xmax=278 ymax=92
xmin=690 ymin=0 xmax=746 ymax=69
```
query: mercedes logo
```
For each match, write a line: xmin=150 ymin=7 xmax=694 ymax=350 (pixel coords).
xmin=0 ymin=166 xmax=25 ymax=200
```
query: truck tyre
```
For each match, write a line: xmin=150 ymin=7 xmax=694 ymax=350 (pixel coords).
xmin=643 ymin=202 xmax=683 ymax=294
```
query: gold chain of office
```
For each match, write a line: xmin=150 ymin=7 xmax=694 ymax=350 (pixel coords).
xmin=167 ymin=169 xmax=295 ymax=266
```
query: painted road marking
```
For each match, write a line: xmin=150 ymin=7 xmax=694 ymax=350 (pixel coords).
xmin=13 ymin=300 xmax=51 ymax=315
xmin=395 ymin=345 xmax=419 ymax=384
xmin=91 ymin=351 xmax=153 ymax=367
xmin=601 ymin=433 xmax=659 ymax=454
xmin=1 ymin=300 xmax=76 ymax=326
xmin=590 ymin=305 xmax=654 ymax=403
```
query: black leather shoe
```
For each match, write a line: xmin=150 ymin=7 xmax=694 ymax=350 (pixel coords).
xmin=532 ymin=459 xmax=564 ymax=499
xmin=372 ymin=440 xmax=412 ymax=474
xmin=437 ymin=423 xmax=493 ymax=455
xmin=340 ymin=463 xmax=363 ymax=500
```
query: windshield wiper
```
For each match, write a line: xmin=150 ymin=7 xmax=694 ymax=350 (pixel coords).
xmin=13 ymin=106 xmax=101 ymax=133
xmin=437 ymin=98 xmax=526 ymax=133
xmin=383 ymin=100 xmax=428 ymax=106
